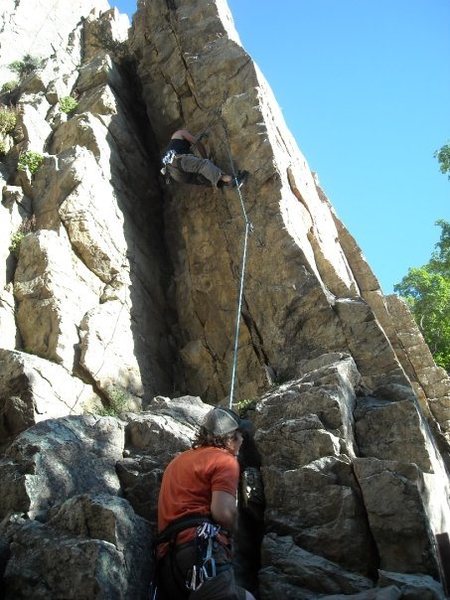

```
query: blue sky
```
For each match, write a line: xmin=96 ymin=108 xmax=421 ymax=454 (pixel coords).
xmin=111 ymin=0 xmax=450 ymax=294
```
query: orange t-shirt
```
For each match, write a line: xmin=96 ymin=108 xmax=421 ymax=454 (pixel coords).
xmin=157 ymin=445 xmax=239 ymax=547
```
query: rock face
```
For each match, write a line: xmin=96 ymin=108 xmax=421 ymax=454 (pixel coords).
xmin=1 ymin=0 xmax=174 ymax=415
xmin=4 ymin=500 xmax=151 ymax=600
xmin=0 ymin=349 xmax=99 ymax=441
xmin=0 ymin=415 xmax=124 ymax=520
xmin=255 ymin=355 xmax=447 ymax=591
xmin=0 ymin=397 xmax=207 ymax=599
xmin=1 ymin=0 xmax=450 ymax=598
xmin=0 ymin=0 xmax=112 ymax=83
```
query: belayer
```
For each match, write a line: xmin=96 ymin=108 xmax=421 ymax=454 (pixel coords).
xmin=152 ymin=407 xmax=257 ymax=599
xmin=161 ymin=129 xmax=248 ymax=188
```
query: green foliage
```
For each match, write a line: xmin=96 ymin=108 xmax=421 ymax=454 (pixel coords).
xmin=0 ymin=106 xmax=16 ymax=157
xmin=59 ymin=96 xmax=78 ymax=115
xmin=8 ymin=215 xmax=36 ymax=257
xmin=0 ymin=106 xmax=17 ymax=135
xmin=9 ymin=54 xmax=42 ymax=79
xmin=17 ymin=150 xmax=44 ymax=174
xmin=434 ymin=143 xmax=450 ymax=179
xmin=9 ymin=231 xmax=25 ymax=256
xmin=1 ymin=80 xmax=18 ymax=93
xmin=394 ymin=220 xmax=450 ymax=370
xmin=234 ymin=397 xmax=257 ymax=417
xmin=97 ymin=387 xmax=131 ymax=416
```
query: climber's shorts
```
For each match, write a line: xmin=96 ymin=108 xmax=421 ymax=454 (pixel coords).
xmin=158 ymin=541 xmax=246 ymax=600
xmin=177 ymin=154 xmax=223 ymax=187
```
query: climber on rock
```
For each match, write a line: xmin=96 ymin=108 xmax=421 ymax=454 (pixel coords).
xmin=161 ymin=128 xmax=248 ymax=188
xmin=153 ymin=407 xmax=257 ymax=600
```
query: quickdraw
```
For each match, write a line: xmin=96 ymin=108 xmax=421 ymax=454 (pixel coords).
xmin=185 ymin=522 xmax=221 ymax=591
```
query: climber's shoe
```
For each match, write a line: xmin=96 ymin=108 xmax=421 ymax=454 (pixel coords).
xmin=217 ymin=175 xmax=233 ymax=188
xmin=233 ymin=170 xmax=249 ymax=188
xmin=217 ymin=170 xmax=249 ymax=189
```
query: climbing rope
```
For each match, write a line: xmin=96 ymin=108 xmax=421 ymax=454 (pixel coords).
xmin=222 ymin=127 xmax=253 ymax=409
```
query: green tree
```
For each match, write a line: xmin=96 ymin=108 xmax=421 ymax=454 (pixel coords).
xmin=9 ymin=54 xmax=42 ymax=79
xmin=394 ymin=220 xmax=450 ymax=371
xmin=434 ymin=143 xmax=450 ymax=179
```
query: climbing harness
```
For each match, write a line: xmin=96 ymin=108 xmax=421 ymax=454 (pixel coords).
xmin=160 ymin=145 xmax=213 ymax=187
xmin=150 ymin=514 xmax=231 ymax=598
xmin=160 ymin=150 xmax=175 ymax=181
xmin=185 ymin=521 xmax=221 ymax=591
xmin=161 ymin=149 xmax=176 ymax=168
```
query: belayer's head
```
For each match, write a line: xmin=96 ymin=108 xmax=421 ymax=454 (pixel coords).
xmin=193 ymin=407 xmax=251 ymax=455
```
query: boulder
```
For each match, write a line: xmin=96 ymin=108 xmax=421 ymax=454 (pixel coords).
xmin=14 ymin=230 xmax=102 ymax=368
xmin=255 ymin=352 xmax=447 ymax=578
xmin=255 ymin=353 xmax=360 ymax=458
xmin=50 ymin=112 xmax=112 ymax=177
xmin=124 ymin=396 xmax=209 ymax=457
xmin=0 ymin=415 xmax=124 ymax=519
xmin=33 ymin=145 xmax=129 ymax=283
xmin=4 ymin=520 xmax=125 ymax=600
xmin=263 ymin=457 xmax=376 ymax=575
xmin=76 ymin=53 xmax=123 ymax=94
xmin=355 ymin=397 xmax=433 ymax=471
xmin=2 ymin=495 xmax=152 ymax=600
xmin=79 ymin=301 xmax=145 ymax=399
xmin=354 ymin=458 xmax=438 ymax=576
xmin=0 ymin=349 xmax=100 ymax=441
xmin=16 ymin=96 xmax=52 ymax=150
xmin=259 ymin=533 xmax=373 ymax=599
xmin=256 ymin=417 xmax=341 ymax=470
xmin=116 ymin=456 xmax=163 ymax=524
xmin=149 ymin=394 xmax=213 ymax=426
xmin=378 ymin=570 xmax=445 ymax=600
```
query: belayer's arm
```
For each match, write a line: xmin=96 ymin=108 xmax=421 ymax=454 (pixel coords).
xmin=210 ymin=490 xmax=237 ymax=532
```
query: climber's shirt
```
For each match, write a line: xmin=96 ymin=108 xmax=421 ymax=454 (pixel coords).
xmin=157 ymin=445 xmax=238 ymax=554
xmin=165 ymin=137 xmax=191 ymax=156
xmin=161 ymin=138 xmax=191 ymax=170
xmin=156 ymin=445 xmax=245 ymax=599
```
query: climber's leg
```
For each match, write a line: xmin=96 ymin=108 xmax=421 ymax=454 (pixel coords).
xmin=178 ymin=154 xmax=224 ymax=187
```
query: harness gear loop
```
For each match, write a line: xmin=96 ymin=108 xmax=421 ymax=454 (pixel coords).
xmin=161 ymin=149 xmax=177 ymax=166
xmin=183 ymin=521 xmax=222 ymax=591
xmin=154 ymin=515 xmax=229 ymax=595
xmin=221 ymin=125 xmax=253 ymax=409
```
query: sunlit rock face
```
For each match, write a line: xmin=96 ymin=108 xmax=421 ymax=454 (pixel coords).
xmin=0 ymin=0 xmax=174 ymax=417
xmin=1 ymin=0 xmax=450 ymax=598
xmin=129 ymin=0 xmax=414 ymax=403
xmin=0 ymin=0 xmax=111 ymax=83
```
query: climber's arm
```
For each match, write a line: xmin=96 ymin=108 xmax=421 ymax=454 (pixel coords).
xmin=194 ymin=138 xmax=208 ymax=158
